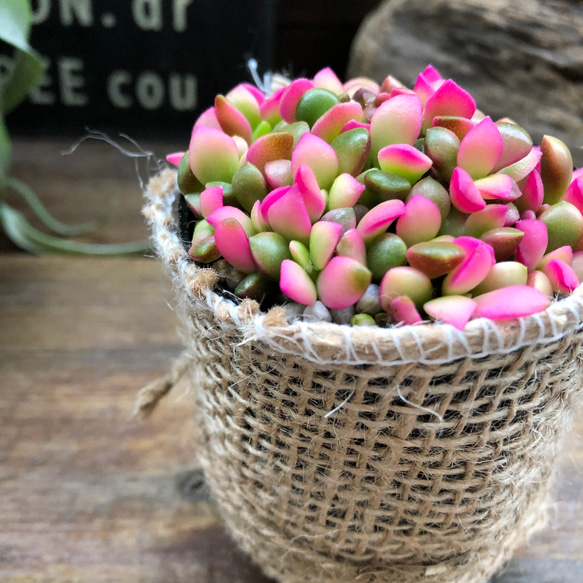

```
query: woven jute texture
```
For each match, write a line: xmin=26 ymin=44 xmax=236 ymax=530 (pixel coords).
xmin=144 ymin=170 xmax=583 ymax=583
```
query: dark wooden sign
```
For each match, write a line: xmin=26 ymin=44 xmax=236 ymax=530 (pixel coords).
xmin=4 ymin=0 xmax=276 ymax=139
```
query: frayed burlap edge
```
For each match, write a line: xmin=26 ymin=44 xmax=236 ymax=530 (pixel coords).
xmin=143 ymin=169 xmax=583 ymax=365
xmin=143 ymin=169 xmax=583 ymax=583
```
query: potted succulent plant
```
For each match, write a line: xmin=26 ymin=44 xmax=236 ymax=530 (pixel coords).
xmin=140 ymin=64 xmax=583 ymax=583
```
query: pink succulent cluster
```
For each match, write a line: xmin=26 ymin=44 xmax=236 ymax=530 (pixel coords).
xmin=168 ymin=65 xmax=583 ymax=330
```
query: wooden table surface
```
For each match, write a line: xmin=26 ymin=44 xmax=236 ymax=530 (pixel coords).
xmin=1 ymin=140 xmax=582 ymax=582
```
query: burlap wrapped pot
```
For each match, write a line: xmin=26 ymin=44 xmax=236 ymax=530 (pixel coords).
xmin=141 ymin=169 xmax=583 ymax=583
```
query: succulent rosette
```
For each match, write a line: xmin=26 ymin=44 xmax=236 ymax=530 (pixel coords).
xmin=168 ymin=65 xmax=583 ymax=330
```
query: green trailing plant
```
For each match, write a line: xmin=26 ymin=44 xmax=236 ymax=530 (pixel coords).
xmin=0 ymin=0 xmax=148 ymax=255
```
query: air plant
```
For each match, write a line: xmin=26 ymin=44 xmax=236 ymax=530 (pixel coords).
xmin=170 ymin=63 xmax=583 ymax=330
xmin=0 ymin=0 xmax=148 ymax=255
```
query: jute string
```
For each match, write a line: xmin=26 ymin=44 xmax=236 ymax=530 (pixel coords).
xmin=142 ymin=170 xmax=583 ymax=583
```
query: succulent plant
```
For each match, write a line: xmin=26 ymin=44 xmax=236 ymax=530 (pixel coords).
xmin=169 ymin=64 xmax=583 ymax=330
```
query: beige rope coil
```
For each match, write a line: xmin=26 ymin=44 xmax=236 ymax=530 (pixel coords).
xmin=142 ymin=169 xmax=583 ymax=583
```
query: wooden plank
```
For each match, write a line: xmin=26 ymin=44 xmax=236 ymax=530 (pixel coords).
xmin=0 ymin=256 xmax=581 ymax=582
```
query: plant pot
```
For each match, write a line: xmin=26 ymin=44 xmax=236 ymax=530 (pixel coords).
xmin=144 ymin=168 xmax=583 ymax=583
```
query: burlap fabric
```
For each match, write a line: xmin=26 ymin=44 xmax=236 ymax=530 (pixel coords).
xmin=143 ymin=169 xmax=583 ymax=583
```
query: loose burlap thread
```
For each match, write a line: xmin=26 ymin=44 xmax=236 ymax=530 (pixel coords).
xmin=143 ymin=169 xmax=583 ymax=583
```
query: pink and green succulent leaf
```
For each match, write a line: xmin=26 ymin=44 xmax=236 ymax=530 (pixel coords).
xmin=380 ymin=74 xmax=405 ymax=93
xmin=199 ymin=185 xmax=224 ymax=218
xmin=231 ymin=162 xmax=268 ymax=212
xmin=343 ymin=77 xmax=380 ymax=98
xmin=504 ymin=203 xmax=520 ymax=226
xmin=295 ymin=163 xmax=327 ymax=221
xmin=252 ymin=120 xmax=272 ymax=141
xmin=540 ymin=135 xmax=573 ymax=205
xmin=284 ymin=121 xmax=311 ymax=146
xmin=240 ymin=82 xmax=266 ymax=106
xmin=356 ymin=199 xmax=406 ymax=244
xmin=192 ymin=219 xmax=215 ymax=242
xmin=363 ymin=169 xmax=411 ymax=203
xmin=279 ymin=78 xmax=314 ymax=123
xmin=538 ymin=245 xmax=573 ymax=269
xmin=328 ymin=173 xmax=366 ymax=210
xmin=438 ymin=207 xmax=468 ymax=238
xmin=189 ymin=235 xmax=221 ymax=263
xmin=541 ymin=259 xmax=580 ymax=293
xmin=367 ymin=233 xmax=408 ymax=281
xmin=456 ymin=117 xmax=502 ymax=179
xmin=184 ymin=194 xmax=202 ymax=217
xmin=251 ymin=200 xmax=269 ymax=232
xmin=331 ymin=128 xmax=371 ymax=177
xmin=317 ymin=256 xmax=372 ymax=310
xmin=379 ymin=266 xmax=433 ymax=310
xmin=249 ymin=231 xmax=292 ymax=280
xmin=422 ymin=79 xmax=476 ymax=131
xmin=377 ymin=144 xmax=433 ymax=184
xmin=280 ymin=259 xmax=317 ymax=305
xmin=370 ymin=93 xmax=423 ymax=158
xmin=562 ymin=175 xmax=583 ymax=215
xmin=337 ymin=228 xmax=367 ymax=264
xmin=321 ymin=207 xmax=357 ymax=236
xmin=206 ymin=205 xmax=255 ymax=237
xmin=289 ymin=240 xmax=311 ymax=269
xmin=474 ymin=174 xmax=519 ymax=202
xmin=388 ymin=295 xmax=423 ymax=325
xmin=311 ymin=101 xmax=364 ymax=144
xmin=260 ymin=86 xmax=285 ymax=127
xmin=431 ymin=116 xmax=474 ymax=141
xmin=350 ymin=313 xmax=377 ymax=326
xmin=492 ymin=122 xmax=533 ymax=172
xmin=260 ymin=186 xmax=290 ymax=223
xmin=520 ymin=209 xmax=537 ymax=221
xmin=471 ymin=261 xmax=528 ymax=295
xmin=166 ymin=152 xmax=184 ymax=167
xmin=449 ymin=167 xmax=487 ymax=213
xmin=225 ymin=84 xmax=262 ymax=128
xmin=498 ymin=147 xmax=542 ymax=182
xmin=473 ymin=285 xmax=551 ymax=319
xmin=341 ymin=119 xmax=371 ymax=133
xmin=539 ymin=201 xmax=583 ymax=252
xmin=267 ymin=185 xmax=313 ymax=245
xmin=213 ymin=217 xmax=255 ymax=273
xmin=515 ymin=169 xmax=544 ymax=213
xmin=571 ymin=250 xmax=583 ymax=282
xmin=420 ymin=64 xmax=443 ymax=86
xmin=479 ymin=227 xmax=524 ymax=262
xmin=424 ymin=126 xmax=460 ymax=182
xmin=442 ymin=237 xmax=495 ymax=295
xmin=264 ymin=159 xmax=293 ymax=189
xmin=214 ymin=95 xmax=253 ymax=143
xmin=234 ymin=272 xmax=270 ymax=301
xmin=463 ymin=204 xmax=508 ymax=238
xmin=413 ymin=72 xmax=435 ymax=107
xmin=407 ymin=176 xmax=451 ymax=221
xmin=193 ymin=106 xmax=222 ymax=130
xmin=232 ymin=135 xmax=249 ymax=159
xmin=313 ymin=67 xmax=344 ymax=94
xmin=295 ymin=88 xmax=340 ymax=127
xmin=527 ymin=270 xmax=554 ymax=297
xmin=406 ymin=240 xmax=465 ymax=279
xmin=423 ymin=295 xmax=477 ymax=330
xmin=291 ymin=133 xmax=339 ymax=190
xmin=189 ymin=126 xmax=240 ymax=185
xmin=246 ymin=131 xmax=294 ymax=173
xmin=514 ymin=219 xmax=548 ymax=270
xmin=309 ymin=220 xmax=343 ymax=271
xmin=396 ymin=195 xmax=442 ymax=246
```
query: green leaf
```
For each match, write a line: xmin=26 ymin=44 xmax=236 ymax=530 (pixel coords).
xmin=0 ymin=0 xmax=46 ymax=114
xmin=6 ymin=176 xmax=113 ymax=236
xmin=0 ymin=203 xmax=151 ymax=256
xmin=0 ymin=0 xmax=32 ymax=51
